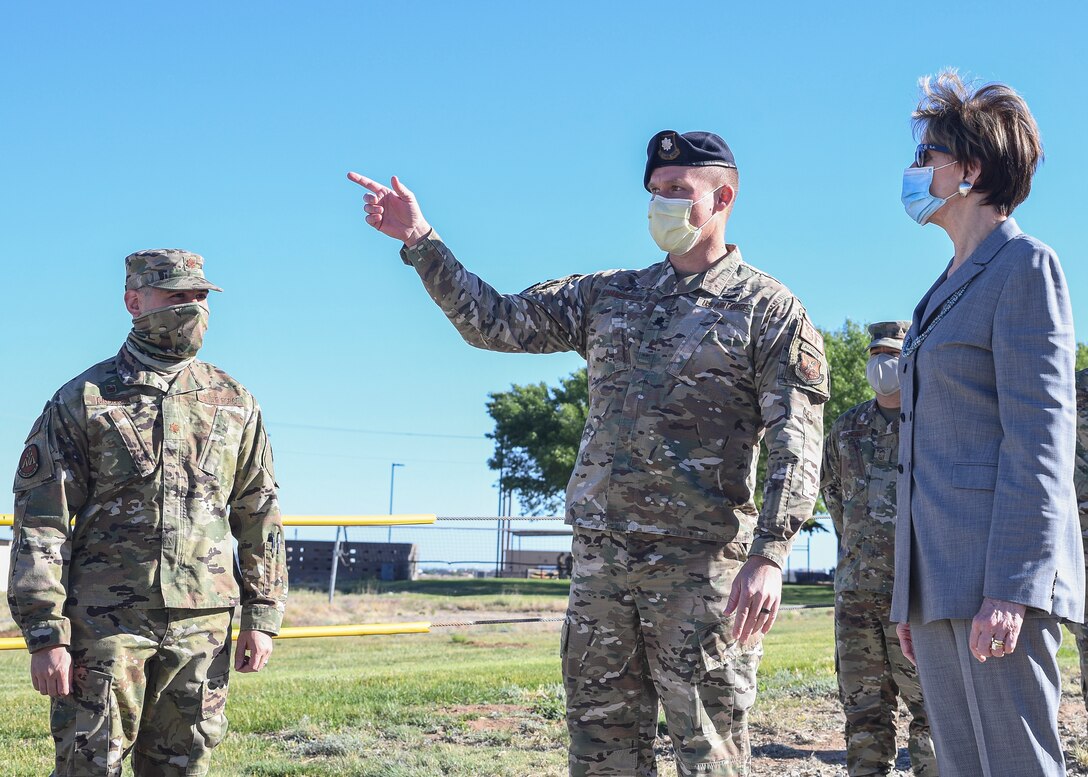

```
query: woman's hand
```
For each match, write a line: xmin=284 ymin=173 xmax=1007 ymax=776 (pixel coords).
xmin=896 ymin=622 xmax=916 ymax=667
xmin=969 ymin=597 xmax=1026 ymax=662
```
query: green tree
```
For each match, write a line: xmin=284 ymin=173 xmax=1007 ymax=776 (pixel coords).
xmin=1077 ymin=342 xmax=1088 ymax=372
xmin=820 ymin=319 xmax=874 ymax=429
xmin=486 ymin=368 xmax=587 ymax=514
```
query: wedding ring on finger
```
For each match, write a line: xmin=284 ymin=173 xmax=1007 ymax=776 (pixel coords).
xmin=759 ymin=608 xmax=773 ymax=615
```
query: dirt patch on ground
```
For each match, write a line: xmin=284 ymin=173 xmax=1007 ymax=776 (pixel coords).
xmin=459 ymin=640 xmax=533 ymax=649
xmin=442 ymin=704 xmax=527 ymax=734
xmin=739 ymin=693 xmax=1088 ymax=776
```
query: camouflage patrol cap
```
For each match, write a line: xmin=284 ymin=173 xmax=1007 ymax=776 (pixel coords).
xmin=644 ymin=130 xmax=737 ymax=191
xmin=867 ymin=321 xmax=909 ymax=351
xmin=124 ymin=249 xmax=223 ymax=293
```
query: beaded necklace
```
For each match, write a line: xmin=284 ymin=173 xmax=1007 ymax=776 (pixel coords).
xmin=902 ymin=280 xmax=972 ymax=359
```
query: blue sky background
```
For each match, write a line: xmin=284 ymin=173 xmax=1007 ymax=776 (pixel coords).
xmin=1 ymin=2 xmax=1084 ymax=573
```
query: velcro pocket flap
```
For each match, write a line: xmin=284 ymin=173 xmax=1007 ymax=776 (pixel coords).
xmin=105 ymin=408 xmax=156 ymax=477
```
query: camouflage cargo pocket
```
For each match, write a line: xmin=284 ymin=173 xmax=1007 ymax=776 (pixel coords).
xmin=692 ymin=620 xmax=761 ymax=739
xmin=193 ymin=671 xmax=230 ymax=754
xmin=53 ymin=668 xmax=123 ymax=776
xmin=693 ymin=621 xmax=737 ymax=739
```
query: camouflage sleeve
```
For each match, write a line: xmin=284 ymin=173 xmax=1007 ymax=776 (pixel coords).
xmin=748 ymin=296 xmax=830 ymax=567
xmin=228 ymin=404 xmax=287 ymax=634
xmin=821 ymin=417 xmax=845 ymax=540
xmin=399 ymin=232 xmax=590 ymax=357
xmin=7 ymin=399 xmax=89 ymax=652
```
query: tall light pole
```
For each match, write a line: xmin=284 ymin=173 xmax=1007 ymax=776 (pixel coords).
xmin=388 ymin=462 xmax=404 ymax=543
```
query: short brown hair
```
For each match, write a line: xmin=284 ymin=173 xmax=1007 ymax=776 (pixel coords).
xmin=912 ymin=70 xmax=1043 ymax=215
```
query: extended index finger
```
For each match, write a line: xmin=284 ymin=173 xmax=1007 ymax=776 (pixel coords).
xmin=347 ymin=172 xmax=392 ymax=196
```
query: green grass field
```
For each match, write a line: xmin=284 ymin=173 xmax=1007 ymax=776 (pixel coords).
xmin=0 ymin=582 xmax=1082 ymax=776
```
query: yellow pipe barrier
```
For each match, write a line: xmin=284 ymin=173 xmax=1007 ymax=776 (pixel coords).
xmin=0 ymin=622 xmax=433 ymax=651
xmin=0 ymin=514 xmax=437 ymax=528
xmin=283 ymin=514 xmax=436 ymax=527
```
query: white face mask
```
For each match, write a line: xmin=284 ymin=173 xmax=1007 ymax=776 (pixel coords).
xmin=647 ymin=187 xmax=720 ymax=255
xmin=866 ymin=353 xmax=901 ymax=396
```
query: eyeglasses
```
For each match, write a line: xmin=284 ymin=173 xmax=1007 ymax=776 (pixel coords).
xmin=915 ymin=143 xmax=953 ymax=168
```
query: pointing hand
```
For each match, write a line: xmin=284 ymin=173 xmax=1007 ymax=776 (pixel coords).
xmin=347 ymin=173 xmax=432 ymax=247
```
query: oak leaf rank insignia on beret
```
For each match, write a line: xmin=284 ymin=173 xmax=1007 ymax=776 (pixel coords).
xmin=658 ymin=134 xmax=681 ymax=161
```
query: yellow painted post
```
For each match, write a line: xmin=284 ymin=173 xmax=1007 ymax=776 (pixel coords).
xmin=0 ymin=514 xmax=12 ymax=527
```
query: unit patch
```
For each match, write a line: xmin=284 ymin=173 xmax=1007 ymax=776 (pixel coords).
xmin=796 ymin=348 xmax=824 ymax=385
xmin=17 ymin=444 xmax=40 ymax=479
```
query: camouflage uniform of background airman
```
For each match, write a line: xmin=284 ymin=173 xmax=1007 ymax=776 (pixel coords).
xmin=7 ymin=250 xmax=287 ymax=777
xmin=399 ymin=230 xmax=829 ymax=776
xmin=821 ymin=321 xmax=935 ymax=777
xmin=1069 ymin=368 xmax=1088 ymax=717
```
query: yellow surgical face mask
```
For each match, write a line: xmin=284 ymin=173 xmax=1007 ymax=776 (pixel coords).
xmin=647 ymin=187 xmax=720 ymax=255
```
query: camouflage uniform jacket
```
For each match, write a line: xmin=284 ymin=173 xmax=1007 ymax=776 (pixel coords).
xmin=401 ymin=233 xmax=830 ymax=566
xmin=1076 ymin=369 xmax=1088 ymax=547
xmin=821 ymin=399 xmax=899 ymax=594
xmin=8 ymin=346 xmax=287 ymax=651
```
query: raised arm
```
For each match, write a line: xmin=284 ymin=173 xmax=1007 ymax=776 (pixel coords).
xmin=348 ymin=172 xmax=590 ymax=356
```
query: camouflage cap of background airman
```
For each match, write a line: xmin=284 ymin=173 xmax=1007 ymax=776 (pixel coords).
xmin=125 ymin=249 xmax=223 ymax=292
xmin=867 ymin=321 xmax=909 ymax=351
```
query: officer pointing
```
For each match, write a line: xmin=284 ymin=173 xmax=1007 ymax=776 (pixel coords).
xmin=349 ymin=130 xmax=829 ymax=776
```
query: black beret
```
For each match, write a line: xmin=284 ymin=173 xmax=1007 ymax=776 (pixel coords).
xmin=644 ymin=130 xmax=737 ymax=191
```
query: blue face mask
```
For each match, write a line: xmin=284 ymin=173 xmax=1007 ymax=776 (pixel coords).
xmin=901 ymin=162 xmax=957 ymax=225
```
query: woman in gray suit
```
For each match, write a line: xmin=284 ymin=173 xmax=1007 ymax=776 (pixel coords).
xmin=891 ymin=71 xmax=1082 ymax=776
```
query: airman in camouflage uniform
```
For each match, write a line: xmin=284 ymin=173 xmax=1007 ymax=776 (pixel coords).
xmin=1069 ymin=368 xmax=1088 ymax=715
xmin=349 ymin=129 xmax=829 ymax=776
xmin=7 ymin=249 xmax=287 ymax=777
xmin=821 ymin=322 xmax=936 ymax=776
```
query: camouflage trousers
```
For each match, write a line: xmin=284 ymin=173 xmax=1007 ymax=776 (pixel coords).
xmin=51 ymin=605 xmax=233 ymax=777
xmin=563 ymin=527 xmax=761 ymax=777
xmin=1069 ymin=620 xmax=1088 ymax=717
xmin=835 ymin=590 xmax=937 ymax=776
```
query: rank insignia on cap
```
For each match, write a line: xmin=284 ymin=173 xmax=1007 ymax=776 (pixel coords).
xmin=18 ymin=444 xmax=40 ymax=479
xmin=658 ymin=133 xmax=681 ymax=161
xmin=186 ymin=257 xmax=200 ymax=270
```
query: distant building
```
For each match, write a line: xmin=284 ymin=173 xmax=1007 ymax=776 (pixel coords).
xmin=286 ymin=540 xmax=418 ymax=589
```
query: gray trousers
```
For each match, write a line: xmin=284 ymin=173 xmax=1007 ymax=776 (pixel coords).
xmin=910 ymin=616 xmax=1065 ymax=777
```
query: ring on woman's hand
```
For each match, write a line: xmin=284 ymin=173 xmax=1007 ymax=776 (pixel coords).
xmin=990 ymin=637 xmax=1005 ymax=652
xmin=759 ymin=608 xmax=772 ymax=615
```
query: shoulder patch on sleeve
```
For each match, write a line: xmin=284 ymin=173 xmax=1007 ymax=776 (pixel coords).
xmin=14 ymin=410 xmax=58 ymax=492
xmin=781 ymin=316 xmax=830 ymax=400
xmin=799 ymin=317 xmax=824 ymax=350
xmin=17 ymin=445 xmax=40 ymax=479
xmin=14 ymin=440 xmax=56 ymax=493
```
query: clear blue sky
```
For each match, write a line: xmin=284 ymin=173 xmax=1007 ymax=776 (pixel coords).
xmin=1 ymin=2 xmax=1084 ymax=573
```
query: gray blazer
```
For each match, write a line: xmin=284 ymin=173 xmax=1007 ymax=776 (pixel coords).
xmin=891 ymin=218 xmax=1084 ymax=624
